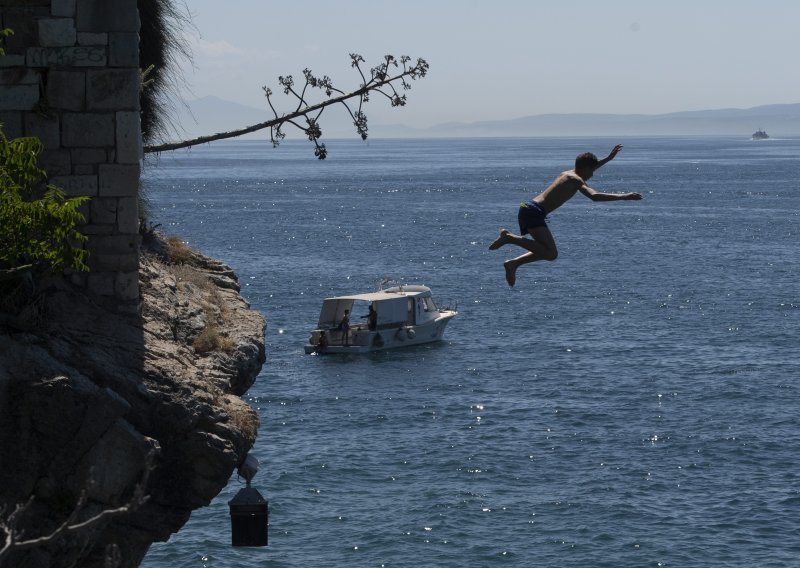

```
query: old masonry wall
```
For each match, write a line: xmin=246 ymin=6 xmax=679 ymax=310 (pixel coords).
xmin=0 ymin=0 xmax=141 ymax=303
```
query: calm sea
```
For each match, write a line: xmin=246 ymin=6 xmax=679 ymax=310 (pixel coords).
xmin=139 ymin=136 xmax=799 ymax=567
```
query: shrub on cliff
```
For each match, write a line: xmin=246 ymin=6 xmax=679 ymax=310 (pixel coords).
xmin=0 ymin=129 xmax=89 ymax=301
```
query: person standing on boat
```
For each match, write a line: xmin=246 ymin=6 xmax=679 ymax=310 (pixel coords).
xmin=489 ymin=144 xmax=642 ymax=286
xmin=364 ymin=304 xmax=377 ymax=331
xmin=338 ymin=309 xmax=351 ymax=345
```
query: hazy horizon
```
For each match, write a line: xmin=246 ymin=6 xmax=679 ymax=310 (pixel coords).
xmin=171 ymin=96 xmax=800 ymax=140
xmin=175 ymin=1 xmax=799 ymax=132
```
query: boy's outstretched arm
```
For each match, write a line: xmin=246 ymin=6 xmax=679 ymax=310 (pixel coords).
xmin=596 ymin=144 xmax=623 ymax=169
xmin=580 ymin=183 xmax=642 ymax=201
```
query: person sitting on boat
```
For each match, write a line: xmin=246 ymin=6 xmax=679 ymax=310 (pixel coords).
xmin=338 ymin=310 xmax=351 ymax=345
xmin=315 ymin=330 xmax=328 ymax=353
xmin=362 ymin=304 xmax=377 ymax=331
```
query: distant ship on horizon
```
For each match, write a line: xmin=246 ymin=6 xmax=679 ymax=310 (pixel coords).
xmin=752 ymin=129 xmax=769 ymax=140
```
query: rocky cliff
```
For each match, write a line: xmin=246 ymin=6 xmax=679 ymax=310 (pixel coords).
xmin=0 ymin=236 xmax=266 ymax=567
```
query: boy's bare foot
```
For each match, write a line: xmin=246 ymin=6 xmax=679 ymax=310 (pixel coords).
xmin=503 ymin=260 xmax=516 ymax=287
xmin=489 ymin=229 xmax=511 ymax=250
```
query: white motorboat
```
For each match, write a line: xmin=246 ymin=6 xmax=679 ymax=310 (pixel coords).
xmin=304 ymin=283 xmax=457 ymax=354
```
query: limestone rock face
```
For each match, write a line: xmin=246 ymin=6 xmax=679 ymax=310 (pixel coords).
xmin=0 ymin=244 xmax=266 ymax=567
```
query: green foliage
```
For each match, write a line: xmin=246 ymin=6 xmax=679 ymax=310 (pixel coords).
xmin=0 ymin=130 xmax=89 ymax=281
xmin=0 ymin=28 xmax=12 ymax=56
xmin=140 ymin=63 xmax=156 ymax=92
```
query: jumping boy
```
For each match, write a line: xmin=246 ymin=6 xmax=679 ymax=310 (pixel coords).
xmin=489 ymin=144 xmax=642 ymax=286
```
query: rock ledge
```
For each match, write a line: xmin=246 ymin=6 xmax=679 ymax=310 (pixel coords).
xmin=0 ymin=239 xmax=266 ymax=568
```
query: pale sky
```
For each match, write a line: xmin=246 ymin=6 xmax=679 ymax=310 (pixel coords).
xmin=179 ymin=0 xmax=799 ymax=129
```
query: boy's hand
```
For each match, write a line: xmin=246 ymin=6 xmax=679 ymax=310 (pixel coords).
xmin=609 ymin=144 xmax=623 ymax=159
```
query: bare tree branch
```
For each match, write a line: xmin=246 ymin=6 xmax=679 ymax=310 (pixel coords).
xmin=143 ymin=54 xmax=429 ymax=159
xmin=0 ymin=451 xmax=154 ymax=564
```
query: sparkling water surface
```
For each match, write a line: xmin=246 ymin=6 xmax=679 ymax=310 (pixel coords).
xmin=140 ymin=137 xmax=799 ymax=567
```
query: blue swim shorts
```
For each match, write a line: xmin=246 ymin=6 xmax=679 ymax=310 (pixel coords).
xmin=517 ymin=201 xmax=548 ymax=235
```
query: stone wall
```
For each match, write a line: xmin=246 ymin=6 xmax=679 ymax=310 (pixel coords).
xmin=0 ymin=0 xmax=141 ymax=303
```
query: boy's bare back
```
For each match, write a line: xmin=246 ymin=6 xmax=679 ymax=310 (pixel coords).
xmin=532 ymin=171 xmax=586 ymax=214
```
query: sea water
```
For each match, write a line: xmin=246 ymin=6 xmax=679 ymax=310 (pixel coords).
xmin=140 ymin=136 xmax=799 ymax=567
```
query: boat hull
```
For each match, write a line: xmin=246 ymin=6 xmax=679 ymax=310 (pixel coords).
xmin=304 ymin=311 xmax=456 ymax=354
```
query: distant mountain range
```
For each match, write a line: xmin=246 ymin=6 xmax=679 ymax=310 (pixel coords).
xmin=172 ymin=97 xmax=800 ymax=140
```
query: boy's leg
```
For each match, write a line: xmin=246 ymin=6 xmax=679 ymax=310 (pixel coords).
xmin=493 ymin=226 xmax=556 ymax=257
xmin=502 ymin=226 xmax=558 ymax=286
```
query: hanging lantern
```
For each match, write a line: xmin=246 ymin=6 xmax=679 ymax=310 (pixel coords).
xmin=228 ymin=454 xmax=268 ymax=547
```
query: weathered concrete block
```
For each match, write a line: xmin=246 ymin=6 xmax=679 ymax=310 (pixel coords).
xmin=115 ymin=253 xmax=142 ymax=273
xmin=109 ymin=32 xmax=138 ymax=67
xmin=27 ymin=46 xmax=106 ymax=67
xmin=62 ymin=112 xmax=114 ymax=147
xmin=99 ymin=163 xmax=139 ymax=197
xmin=72 ymin=164 xmax=94 ymax=175
xmin=77 ymin=31 xmax=106 ymax=46
xmin=46 ymin=69 xmax=85 ymax=111
xmin=116 ymin=196 xmax=139 ymax=234
xmin=86 ymin=271 xmax=114 ymax=296
xmin=38 ymin=18 xmax=77 ymax=47
xmin=0 ymin=111 xmax=23 ymax=138
xmin=90 ymin=196 xmax=117 ymax=224
xmin=88 ymin=253 xmax=138 ymax=272
xmin=71 ymin=147 xmax=107 ymax=165
xmin=0 ymin=84 xmax=39 ymax=111
xmin=115 ymin=270 xmax=140 ymax=301
xmin=38 ymin=148 xmax=72 ymax=176
xmin=0 ymin=54 xmax=26 ymax=67
xmin=82 ymin=223 xmax=114 ymax=235
xmin=0 ymin=68 xmax=41 ymax=85
xmin=86 ymin=234 xmax=138 ymax=255
xmin=49 ymin=174 xmax=98 ymax=197
xmin=87 ymin=68 xmax=138 ymax=110
xmin=115 ymin=110 xmax=140 ymax=163
xmin=76 ymin=0 xmax=139 ymax=33
xmin=52 ymin=0 xmax=77 ymax=18
xmin=24 ymin=112 xmax=60 ymax=148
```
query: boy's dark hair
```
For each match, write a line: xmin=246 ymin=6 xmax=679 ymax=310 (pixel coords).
xmin=575 ymin=152 xmax=599 ymax=171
